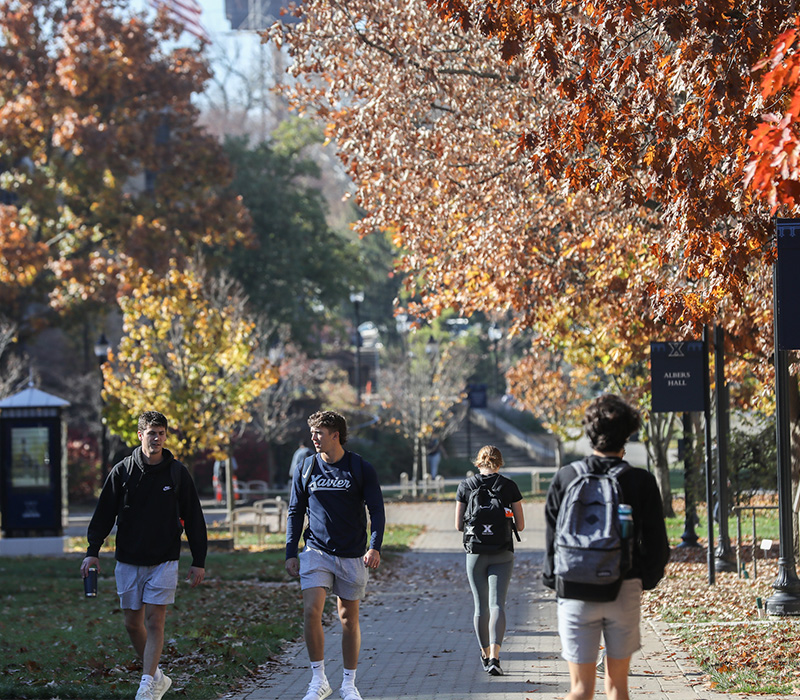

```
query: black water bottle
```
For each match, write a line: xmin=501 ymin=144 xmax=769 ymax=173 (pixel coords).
xmin=84 ymin=566 xmax=98 ymax=598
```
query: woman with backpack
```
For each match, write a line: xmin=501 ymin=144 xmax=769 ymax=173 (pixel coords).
xmin=543 ymin=394 xmax=670 ymax=700
xmin=455 ymin=445 xmax=525 ymax=677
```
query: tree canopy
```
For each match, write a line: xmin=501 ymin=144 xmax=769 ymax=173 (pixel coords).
xmin=221 ymin=119 xmax=363 ymax=345
xmin=267 ymin=0 xmax=792 ymax=414
xmin=0 ymin=0 xmax=249 ymax=333
xmin=103 ymin=260 xmax=276 ymax=460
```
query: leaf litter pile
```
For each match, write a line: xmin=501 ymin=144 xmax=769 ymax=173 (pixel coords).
xmin=643 ymin=544 xmax=800 ymax=694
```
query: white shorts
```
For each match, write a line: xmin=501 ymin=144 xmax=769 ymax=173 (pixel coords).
xmin=115 ymin=560 xmax=179 ymax=610
xmin=557 ymin=578 xmax=643 ymax=664
xmin=299 ymin=547 xmax=368 ymax=601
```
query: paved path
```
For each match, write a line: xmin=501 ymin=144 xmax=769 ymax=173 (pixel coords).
xmin=219 ymin=501 xmax=728 ymax=700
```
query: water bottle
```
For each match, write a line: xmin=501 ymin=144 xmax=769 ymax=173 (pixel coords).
xmin=84 ymin=566 xmax=98 ymax=598
xmin=618 ymin=504 xmax=633 ymax=539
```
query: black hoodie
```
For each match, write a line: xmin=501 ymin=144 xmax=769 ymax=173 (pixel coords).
xmin=86 ymin=447 xmax=207 ymax=568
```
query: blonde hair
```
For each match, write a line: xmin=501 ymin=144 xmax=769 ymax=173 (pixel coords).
xmin=474 ymin=445 xmax=504 ymax=472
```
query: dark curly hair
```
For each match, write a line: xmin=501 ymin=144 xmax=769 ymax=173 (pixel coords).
xmin=307 ymin=410 xmax=348 ymax=445
xmin=138 ymin=411 xmax=168 ymax=432
xmin=582 ymin=394 xmax=640 ymax=454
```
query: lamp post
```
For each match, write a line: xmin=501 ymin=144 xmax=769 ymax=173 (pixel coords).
xmin=713 ymin=324 xmax=736 ymax=571
xmin=488 ymin=325 xmax=502 ymax=396
xmin=350 ymin=291 xmax=364 ymax=404
xmin=421 ymin=336 xmax=439 ymax=482
xmin=93 ymin=333 xmax=110 ymax=483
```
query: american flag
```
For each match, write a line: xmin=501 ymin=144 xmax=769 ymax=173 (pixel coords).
xmin=149 ymin=0 xmax=211 ymax=43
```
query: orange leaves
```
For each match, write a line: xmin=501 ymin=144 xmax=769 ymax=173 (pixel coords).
xmin=746 ymin=17 xmax=800 ymax=213
xmin=1 ymin=0 xmax=248 ymax=320
xmin=272 ymin=0 xmax=783 ymax=392
xmin=0 ymin=208 xmax=47 ymax=289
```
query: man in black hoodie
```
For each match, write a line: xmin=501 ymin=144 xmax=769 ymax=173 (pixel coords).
xmin=543 ymin=394 xmax=670 ymax=700
xmin=80 ymin=411 xmax=207 ymax=700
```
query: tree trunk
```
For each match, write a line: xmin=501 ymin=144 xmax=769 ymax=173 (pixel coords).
xmin=646 ymin=412 xmax=677 ymax=518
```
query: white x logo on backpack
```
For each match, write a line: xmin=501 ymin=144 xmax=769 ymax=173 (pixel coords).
xmin=482 ymin=524 xmax=494 ymax=535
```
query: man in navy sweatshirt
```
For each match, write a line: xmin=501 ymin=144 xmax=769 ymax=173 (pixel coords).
xmin=80 ymin=411 xmax=207 ymax=700
xmin=286 ymin=410 xmax=386 ymax=700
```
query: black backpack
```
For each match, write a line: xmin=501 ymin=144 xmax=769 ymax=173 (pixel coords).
xmin=462 ymin=475 xmax=520 ymax=554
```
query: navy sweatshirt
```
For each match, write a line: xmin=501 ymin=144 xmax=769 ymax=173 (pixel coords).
xmin=286 ymin=451 xmax=385 ymax=559
xmin=86 ymin=447 xmax=207 ymax=568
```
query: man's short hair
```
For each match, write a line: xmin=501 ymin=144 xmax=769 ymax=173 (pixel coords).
xmin=138 ymin=411 xmax=169 ymax=433
xmin=307 ymin=410 xmax=348 ymax=445
xmin=582 ymin=394 xmax=640 ymax=454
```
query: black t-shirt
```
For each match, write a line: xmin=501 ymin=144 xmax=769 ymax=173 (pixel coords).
xmin=457 ymin=472 xmax=523 ymax=552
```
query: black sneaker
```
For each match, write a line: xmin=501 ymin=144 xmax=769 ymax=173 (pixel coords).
xmin=487 ymin=658 xmax=503 ymax=676
xmin=481 ymin=655 xmax=490 ymax=672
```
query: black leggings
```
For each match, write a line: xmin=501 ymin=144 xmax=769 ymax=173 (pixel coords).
xmin=465 ymin=550 xmax=515 ymax=649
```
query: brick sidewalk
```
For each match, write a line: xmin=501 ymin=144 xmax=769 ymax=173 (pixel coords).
xmin=219 ymin=501 xmax=731 ymax=700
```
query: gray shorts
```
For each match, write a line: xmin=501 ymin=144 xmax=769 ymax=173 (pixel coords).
xmin=299 ymin=547 xmax=368 ymax=601
xmin=557 ymin=578 xmax=643 ymax=664
xmin=115 ymin=560 xmax=179 ymax=610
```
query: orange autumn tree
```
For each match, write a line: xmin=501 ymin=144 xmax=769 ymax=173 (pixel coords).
xmin=0 ymin=0 xmax=250 ymax=331
xmin=269 ymin=1 xmax=783 ymax=414
xmin=748 ymin=15 xmax=800 ymax=212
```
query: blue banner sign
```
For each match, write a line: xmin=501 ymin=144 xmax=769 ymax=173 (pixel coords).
xmin=776 ymin=218 xmax=800 ymax=350
xmin=651 ymin=341 xmax=706 ymax=413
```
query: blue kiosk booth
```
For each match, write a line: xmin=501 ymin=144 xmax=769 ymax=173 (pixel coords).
xmin=0 ymin=382 xmax=70 ymax=554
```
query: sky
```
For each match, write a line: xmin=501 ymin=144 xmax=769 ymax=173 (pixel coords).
xmin=130 ymin=0 xmax=261 ymax=41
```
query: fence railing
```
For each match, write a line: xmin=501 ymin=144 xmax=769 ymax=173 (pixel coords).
xmin=732 ymin=504 xmax=778 ymax=579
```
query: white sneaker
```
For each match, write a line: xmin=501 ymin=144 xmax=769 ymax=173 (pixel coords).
xmin=340 ymin=686 xmax=363 ymax=700
xmin=596 ymin=647 xmax=606 ymax=677
xmin=135 ymin=678 xmax=156 ymax=700
xmin=153 ymin=672 xmax=172 ymax=700
xmin=302 ymin=678 xmax=332 ymax=700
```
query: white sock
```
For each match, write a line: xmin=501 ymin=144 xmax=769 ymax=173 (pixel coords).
xmin=154 ymin=668 xmax=163 ymax=682
xmin=342 ymin=668 xmax=357 ymax=688
xmin=310 ymin=660 xmax=326 ymax=683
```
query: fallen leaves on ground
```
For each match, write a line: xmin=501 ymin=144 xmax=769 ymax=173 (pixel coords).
xmin=644 ymin=544 xmax=800 ymax=694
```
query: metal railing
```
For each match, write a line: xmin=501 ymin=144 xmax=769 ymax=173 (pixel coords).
xmin=732 ymin=504 xmax=778 ymax=579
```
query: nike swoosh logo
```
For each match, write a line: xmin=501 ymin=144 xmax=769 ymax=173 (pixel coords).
xmin=302 ymin=465 xmax=312 ymax=480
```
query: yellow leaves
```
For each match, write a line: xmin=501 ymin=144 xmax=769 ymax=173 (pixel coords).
xmin=104 ymin=260 xmax=270 ymax=457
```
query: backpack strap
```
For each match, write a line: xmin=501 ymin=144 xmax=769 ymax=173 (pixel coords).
xmin=170 ymin=461 xmax=182 ymax=492
xmin=349 ymin=452 xmax=364 ymax=495
xmin=170 ymin=461 xmax=183 ymax=527
xmin=119 ymin=455 xmax=138 ymax=508
xmin=569 ymin=459 xmax=590 ymax=477
xmin=300 ymin=454 xmax=316 ymax=492
xmin=608 ymin=461 xmax=631 ymax=479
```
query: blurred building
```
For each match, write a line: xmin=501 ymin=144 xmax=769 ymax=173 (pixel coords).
xmin=225 ymin=0 xmax=302 ymax=29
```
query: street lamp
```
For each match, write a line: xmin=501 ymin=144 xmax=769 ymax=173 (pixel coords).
xmin=488 ymin=325 xmax=503 ymax=396
xmin=421 ymin=336 xmax=439 ymax=481
xmin=93 ymin=333 xmax=110 ymax=482
xmin=350 ymin=291 xmax=364 ymax=404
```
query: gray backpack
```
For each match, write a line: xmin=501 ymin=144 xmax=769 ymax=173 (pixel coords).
xmin=554 ymin=460 xmax=631 ymax=589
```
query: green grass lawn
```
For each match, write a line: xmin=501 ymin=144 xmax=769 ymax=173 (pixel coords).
xmin=0 ymin=524 xmax=422 ymax=699
xmin=664 ymin=501 xmax=779 ymax=548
